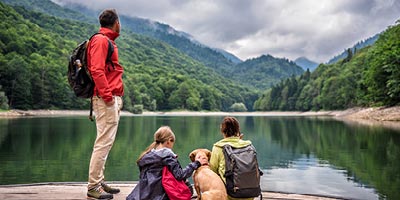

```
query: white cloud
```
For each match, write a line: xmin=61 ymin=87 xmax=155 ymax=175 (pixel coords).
xmin=53 ymin=0 xmax=400 ymax=62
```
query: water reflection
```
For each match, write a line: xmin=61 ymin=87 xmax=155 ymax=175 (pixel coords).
xmin=263 ymin=155 xmax=379 ymax=199
xmin=0 ymin=116 xmax=399 ymax=199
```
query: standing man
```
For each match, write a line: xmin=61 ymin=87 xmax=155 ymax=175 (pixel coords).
xmin=86 ymin=9 xmax=124 ymax=200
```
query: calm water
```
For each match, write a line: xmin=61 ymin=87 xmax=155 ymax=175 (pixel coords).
xmin=1 ymin=115 xmax=399 ymax=199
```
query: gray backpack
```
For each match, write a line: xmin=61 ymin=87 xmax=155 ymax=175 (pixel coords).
xmin=223 ymin=144 xmax=263 ymax=198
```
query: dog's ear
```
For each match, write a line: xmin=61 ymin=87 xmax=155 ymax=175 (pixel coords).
xmin=204 ymin=149 xmax=212 ymax=161
xmin=189 ymin=150 xmax=197 ymax=162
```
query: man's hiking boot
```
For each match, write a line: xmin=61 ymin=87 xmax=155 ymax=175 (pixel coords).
xmin=101 ymin=182 xmax=120 ymax=194
xmin=87 ymin=186 xmax=113 ymax=199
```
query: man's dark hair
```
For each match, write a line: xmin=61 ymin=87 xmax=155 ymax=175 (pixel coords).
xmin=99 ymin=9 xmax=119 ymax=28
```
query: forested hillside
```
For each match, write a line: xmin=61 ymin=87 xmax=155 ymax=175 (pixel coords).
xmin=231 ymin=55 xmax=304 ymax=89
xmin=0 ymin=2 xmax=257 ymax=112
xmin=254 ymin=21 xmax=400 ymax=111
xmin=3 ymin=0 xmax=305 ymax=92
xmin=3 ymin=0 xmax=239 ymax=76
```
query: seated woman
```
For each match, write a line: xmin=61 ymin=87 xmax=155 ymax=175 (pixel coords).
xmin=210 ymin=117 xmax=257 ymax=200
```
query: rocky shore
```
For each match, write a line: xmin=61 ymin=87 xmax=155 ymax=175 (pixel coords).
xmin=332 ymin=106 xmax=400 ymax=121
xmin=329 ymin=106 xmax=400 ymax=130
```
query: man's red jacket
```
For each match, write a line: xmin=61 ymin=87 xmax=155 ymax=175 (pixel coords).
xmin=87 ymin=27 xmax=124 ymax=103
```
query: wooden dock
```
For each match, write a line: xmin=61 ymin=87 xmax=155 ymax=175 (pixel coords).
xmin=0 ymin=182 xmax=344 ymax=200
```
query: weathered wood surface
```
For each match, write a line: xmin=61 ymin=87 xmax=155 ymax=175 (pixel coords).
xmin=0 ymin=182 xmax=344 ymax=200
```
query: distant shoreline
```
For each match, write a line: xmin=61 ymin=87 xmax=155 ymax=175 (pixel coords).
xmin=0 ymin=106 xmax=399 ymax=120
xmin=1 ymin=109 xmax=336 ymax=117
xmin=1 ymin=107 xmax=399 ymax=129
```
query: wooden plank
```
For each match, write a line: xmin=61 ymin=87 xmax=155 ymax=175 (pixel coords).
xmin=0 ymin=183 xmax=343 ymax=200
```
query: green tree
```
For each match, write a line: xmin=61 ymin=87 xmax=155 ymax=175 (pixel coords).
xmin=229 ymin=102 xmax=248 ymax=112
xmin=0 ymin=53 xmax=32 ymax=109
xmin=364 ymin=22 xmax=400 ymax=106
xmin=168 ymin=81 xmax=200 ymax=110
xmin=0 ymin=86 xmax=8 ymax=110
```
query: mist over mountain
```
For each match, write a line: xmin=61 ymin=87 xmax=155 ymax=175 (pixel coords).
xmin=294 ymin=57 xmax=319 ymax=71
xmin=213 ymin=48 xmax=243 ymax=64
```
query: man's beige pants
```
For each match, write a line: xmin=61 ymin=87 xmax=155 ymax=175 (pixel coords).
xmin=88 ymin=96 xmax=123 ymax=190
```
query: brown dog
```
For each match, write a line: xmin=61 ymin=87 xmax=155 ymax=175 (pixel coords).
xmin=189 ymin=149 xmax=227 ymax=200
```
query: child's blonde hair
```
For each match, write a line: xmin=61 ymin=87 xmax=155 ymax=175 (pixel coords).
xmin=137 ymin=126 xmax=175 ymax=163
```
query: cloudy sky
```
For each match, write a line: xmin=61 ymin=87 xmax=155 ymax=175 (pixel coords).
xmin=54 ymin=0 xmax=400 ymax=63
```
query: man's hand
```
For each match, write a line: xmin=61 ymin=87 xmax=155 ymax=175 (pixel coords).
xmin=105 ymin=99 xmax=115 ymax=107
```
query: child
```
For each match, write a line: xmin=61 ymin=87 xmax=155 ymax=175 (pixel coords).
xmin=127 ymin=126 xmax=205 ymax=200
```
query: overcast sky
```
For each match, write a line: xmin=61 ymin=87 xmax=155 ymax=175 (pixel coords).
xmin=54 ymin=0 xmax=400 ymax=63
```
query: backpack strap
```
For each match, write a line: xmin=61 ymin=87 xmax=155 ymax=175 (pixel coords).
xmin=86 ymin=33 xmax=115 ymax=121
xmin=89 ymin=98 xmax=94 ymax=121
xmin=88 ymin=33 xmax=115 ymax=71
xmin=106 ymin=39 xmax=115 ymax=71
xmin=223 ymin=144 xmax=234 ymax=176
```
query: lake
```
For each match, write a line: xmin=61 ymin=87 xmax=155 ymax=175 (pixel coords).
xmin=0 ymin=115 xmax=399 ymax=199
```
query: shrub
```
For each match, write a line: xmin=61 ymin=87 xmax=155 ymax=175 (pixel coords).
xmin=132 ymin=104 xmax=143 ymax=114
xmin=229 ymin=102 xmax=247 ymax=112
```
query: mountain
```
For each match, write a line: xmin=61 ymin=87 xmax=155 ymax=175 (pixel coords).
xmin=6 ymin=0 xmax=307 ymax=89
xmin=231 ymin=55 xmax=304 ymax=90
xmin=0 ymin=1 xmax=257 ymax=111
xmin=294 ymin=57 xmax=319 ymax=71
xmin=327 ymin=34 xmax=380 ymax=64
xmin=254 ymin=20 xmax=400 ymax=111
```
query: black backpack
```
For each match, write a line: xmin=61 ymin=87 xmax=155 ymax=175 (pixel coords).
xmin=67 ymin=33 xmax=114 ymax=120
xmin=223 ymin=144 xmax=263 ymax=199
xmin=67 ymin=33 xmax=114 ymax=98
